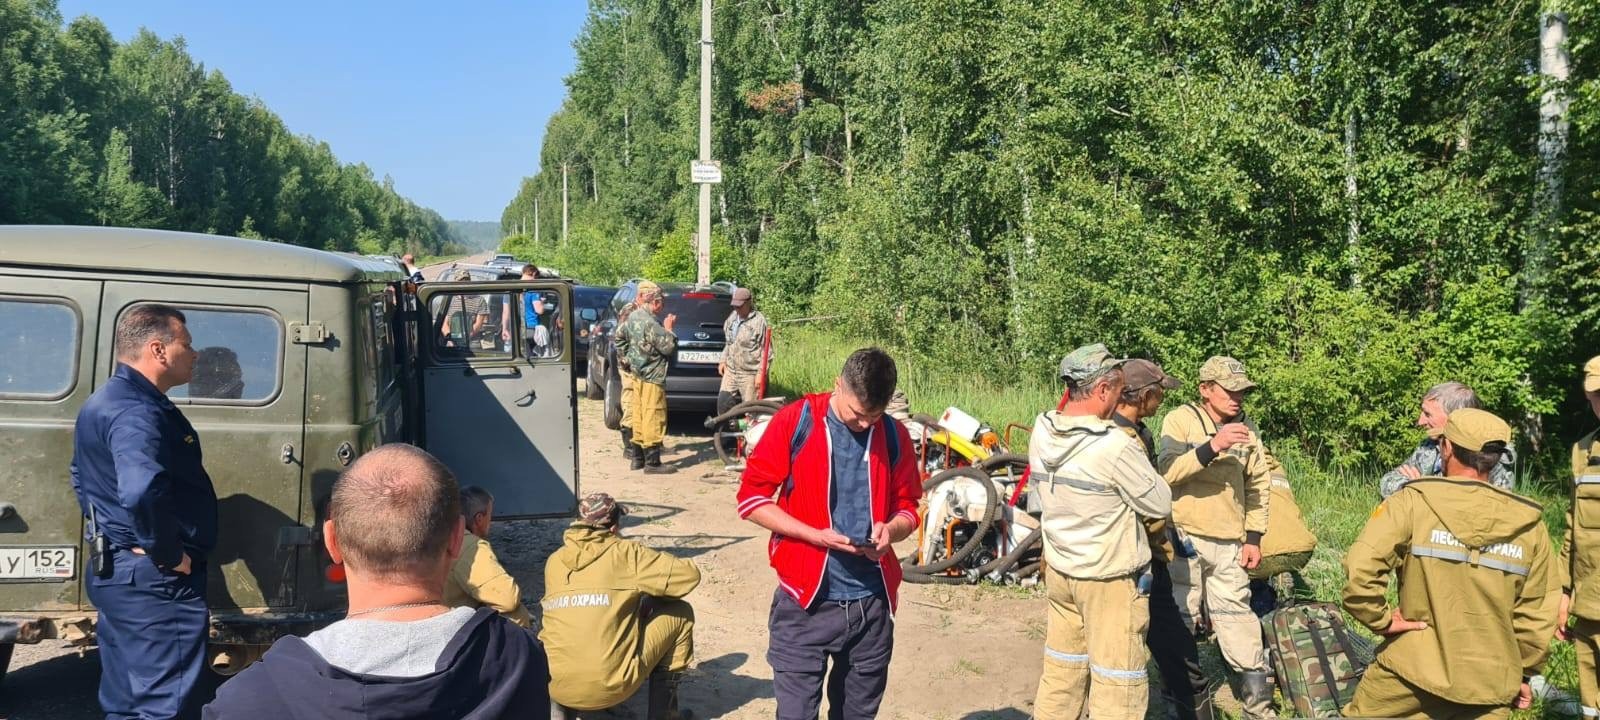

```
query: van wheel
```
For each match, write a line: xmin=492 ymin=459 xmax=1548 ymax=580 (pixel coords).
xmin=603 ymin=367 xmax=623 ymax=430
xmin=584 ymin=356 xmax=604 ymax=400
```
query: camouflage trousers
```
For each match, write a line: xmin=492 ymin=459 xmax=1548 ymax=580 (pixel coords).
xmin=1572 ymin=617 xmax=1600 ymax=719
xmin=1033 ymin=565 xmax=1149 ymax=720
xmin=1343 ymin=661 xmax=1508 ymax=720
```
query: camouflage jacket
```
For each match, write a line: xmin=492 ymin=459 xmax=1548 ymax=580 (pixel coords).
xmin=621 ymin=309 xmax=676 ymax=384
xmin=721 ymin=310 xmax=769 ymax=375
xmin=1379 ymin=438 xmax=1516 ymax=498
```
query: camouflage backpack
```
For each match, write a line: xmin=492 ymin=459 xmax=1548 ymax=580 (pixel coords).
xmin=1264 ymin=601 xmax=1374 ymax=717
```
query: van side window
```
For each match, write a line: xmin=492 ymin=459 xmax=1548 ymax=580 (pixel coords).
xmin=0 ymin=297 xmax=79 ymax=399
xmin=429 ymin=291 xmax=514 ymax=360
xmin=117 ymin=304 xmax=284 ymax=404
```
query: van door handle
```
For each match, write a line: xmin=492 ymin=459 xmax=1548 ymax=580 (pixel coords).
xmin=515 ymin=390 xmax=536 ymax=407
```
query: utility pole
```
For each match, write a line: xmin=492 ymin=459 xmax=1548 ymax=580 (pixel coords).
xmin=561 ymin=162 xmax=570 ymax=246
xmin=533 ymin=196 xmax=540 ymax=244
xmin=695 ymin=0 xmax=713 ymax=285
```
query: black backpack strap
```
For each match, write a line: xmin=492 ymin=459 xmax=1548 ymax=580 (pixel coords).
xmin=782 ymin=401 xmax=814 ymax=497
xmin=883 ymin=416 xmax=902 ymax=468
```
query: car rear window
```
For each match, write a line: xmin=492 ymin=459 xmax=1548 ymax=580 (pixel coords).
xmin=664 ymin=291 xmax=731 ymax=329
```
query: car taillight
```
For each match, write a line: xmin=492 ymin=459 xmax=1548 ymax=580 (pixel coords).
xmin=681 ymin=292 xmax=716 ymax=299
xmin=326 ymin=563 xmax=346 ymax=583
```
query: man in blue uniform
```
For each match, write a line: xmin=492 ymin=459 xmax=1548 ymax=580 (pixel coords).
xmin=71 ymin=303 xmax=218 ymax=720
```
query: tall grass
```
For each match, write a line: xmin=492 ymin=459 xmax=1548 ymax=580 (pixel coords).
xmin=771 ymin=327 xmax=1582 ymax=718
xmin=767 ymin=326 xmax=1056 ymax=432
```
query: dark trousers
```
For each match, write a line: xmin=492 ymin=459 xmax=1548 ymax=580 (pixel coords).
xmin=1146 ymin=559 xmax=1210 ymax=719
xmin=87 ymin=550 xmax=209 ymax=720
xmin=768 ymin=589 xmax=893 ymax=720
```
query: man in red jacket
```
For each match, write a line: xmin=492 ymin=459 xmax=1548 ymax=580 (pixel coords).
xmin=737 ymin=348 xmax=923 ymax=720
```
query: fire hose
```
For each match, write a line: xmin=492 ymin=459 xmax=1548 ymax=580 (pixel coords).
xmin=703 ymin=399 xmax=785 ymax=466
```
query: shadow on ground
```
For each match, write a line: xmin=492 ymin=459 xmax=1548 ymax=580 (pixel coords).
xmin=560 ymin=652 xmax=772 ymax=719
xmin=959 ymin=710 xmax=1031 ymax=720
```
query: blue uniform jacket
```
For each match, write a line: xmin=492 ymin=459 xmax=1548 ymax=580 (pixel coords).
xmin=70 ymin=363 xmax=218 ymax=569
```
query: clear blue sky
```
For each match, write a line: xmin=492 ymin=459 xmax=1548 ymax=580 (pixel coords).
xmin=57 ymin=1 xmax=588 ymax=222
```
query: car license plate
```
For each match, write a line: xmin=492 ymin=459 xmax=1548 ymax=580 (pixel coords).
xmin=0 ymin=546 xmax=75 ymax=580
xmin=677 ymin=350 xmax=722 ymax=364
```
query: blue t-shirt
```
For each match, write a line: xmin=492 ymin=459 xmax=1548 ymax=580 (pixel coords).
xmin=823 ymin=406 xmax=885 ymax=601
xmin=522 ymin=293 xmax=541 ymax=329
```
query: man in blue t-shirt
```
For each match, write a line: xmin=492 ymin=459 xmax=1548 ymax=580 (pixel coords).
xmin=519 ymin=265 xmax=548 ymax=358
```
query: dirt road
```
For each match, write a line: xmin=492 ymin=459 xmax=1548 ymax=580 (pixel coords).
xmin=1 ymin=393 xmax=1049 ymax=719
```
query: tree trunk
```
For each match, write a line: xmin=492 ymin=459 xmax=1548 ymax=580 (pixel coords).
xmin=1345 ymin=109 xmax=1361 ymax=288
xmin=1526 ymin=7 xmax=1570 ymax=306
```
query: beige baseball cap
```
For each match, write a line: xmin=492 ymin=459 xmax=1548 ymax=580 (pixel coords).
xmin=1441 ymin=407 xmax=1512 ymax=454
xmin=1198 ymin=356 xmax=1256 ymax=392
xmin=1585 ymin=355 xmax=1600 ymax=393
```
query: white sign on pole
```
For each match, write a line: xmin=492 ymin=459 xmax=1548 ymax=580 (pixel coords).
xmin=691 ymin=161 xmax=723 ymax=184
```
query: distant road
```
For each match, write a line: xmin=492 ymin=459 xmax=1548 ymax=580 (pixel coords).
xmin=419 ymin=252 xmax=493 ymax=281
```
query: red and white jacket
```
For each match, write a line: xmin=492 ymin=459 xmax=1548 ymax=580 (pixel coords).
xmin=736 ymin=392 xmax=923 ymax=611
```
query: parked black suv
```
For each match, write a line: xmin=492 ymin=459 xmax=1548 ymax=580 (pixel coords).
xmin=588 ymin=281 xmax=732 ymax=426
xmin=573 ymin=284 xmax=615 ymax=394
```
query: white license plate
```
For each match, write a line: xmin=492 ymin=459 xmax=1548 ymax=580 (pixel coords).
xmin=0 ymin=546 xmax=76 ymax=580
xmin=677 ymin=350 xmax=723 ymax=364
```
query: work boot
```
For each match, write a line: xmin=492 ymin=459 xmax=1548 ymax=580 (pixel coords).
xmin=630 ymin=443 xmax=647 ymax=471
xmin=647 ymin=669 xmax=692 ymax=720
xmin=642 ymin=446 xmax=677 ymax=475
xmin=621 ymin=427 xmax=636 ymax=460
xmin=1238 ymin=669 xmax=1276 ymax=719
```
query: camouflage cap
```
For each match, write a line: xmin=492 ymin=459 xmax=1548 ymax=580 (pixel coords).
xmin=1585 ymin=355 xmax=1600 ymax=393
xmin=636 ymin=280 xmax=663 ymax=302
xmin=577 ymin=492 xmax=626 ymax=527
xmin=730 ymin=287 xmax=752 ymax=307
xmin=1442 ymin=407 xmax=1512 ymax=454
xmin=1198 ymin=356 xmax=1256 ymax=392
xmin=451 ymin=268 xmax=474 ymax=282
xmin=1058 ymin=343 xmax=1126 ymax=385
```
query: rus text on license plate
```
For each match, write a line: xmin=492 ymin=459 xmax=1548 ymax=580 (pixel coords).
xmin=0 ymin=546 xmax=76 ymax=580
xmin=677 ymin=350 xmax=722 ymax=364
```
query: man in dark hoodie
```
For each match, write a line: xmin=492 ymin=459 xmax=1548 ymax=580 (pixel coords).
xmin=1342 ymin=408 xmax=1559 ymax=718
xmin=202 ymin=444 xmax=550 ymax=719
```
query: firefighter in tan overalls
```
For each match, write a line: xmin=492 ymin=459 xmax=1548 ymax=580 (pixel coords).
xmin=1559 ymin=356 xmax=1600 ymax=718
xmin=1342 ymin=408 xmax=1559 ymax=718
xmin=1156 ymin=356 xmax=1275 ymax=718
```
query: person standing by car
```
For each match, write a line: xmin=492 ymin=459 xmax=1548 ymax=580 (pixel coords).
xmin=717 ymin=288 xmax=769 ymax=416
xmin=70 ymin=303 xmax=218 ymax=719
xmin=520 ymin=265 xmax=550 ymax=358
xmin=736 ymin=348 xmax=923 ymax=720
xmin=622 ymin=281 xmax=678 ymax=474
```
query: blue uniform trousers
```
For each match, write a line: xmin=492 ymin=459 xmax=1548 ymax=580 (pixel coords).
xmin=87 ymin=550 xmax=208 ymax=720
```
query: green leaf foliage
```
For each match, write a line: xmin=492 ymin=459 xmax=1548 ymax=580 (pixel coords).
xmin=496 ymin=0 xmax=1597 ymax=474
xmin=1 ymin=0 xmax=464 ymax=255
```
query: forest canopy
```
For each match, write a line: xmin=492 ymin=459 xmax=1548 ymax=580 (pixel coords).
xmin=1 ymin=0 xmax=462 ymax=256
xmin=503 ymin=0 xmax=1600 ymax=471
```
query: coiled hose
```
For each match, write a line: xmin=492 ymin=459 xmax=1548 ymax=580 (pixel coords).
xmin=703 ymin=400 xmax=785 ymax=466
xmin=900 ymin=467 xmax=1000 ymax=582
